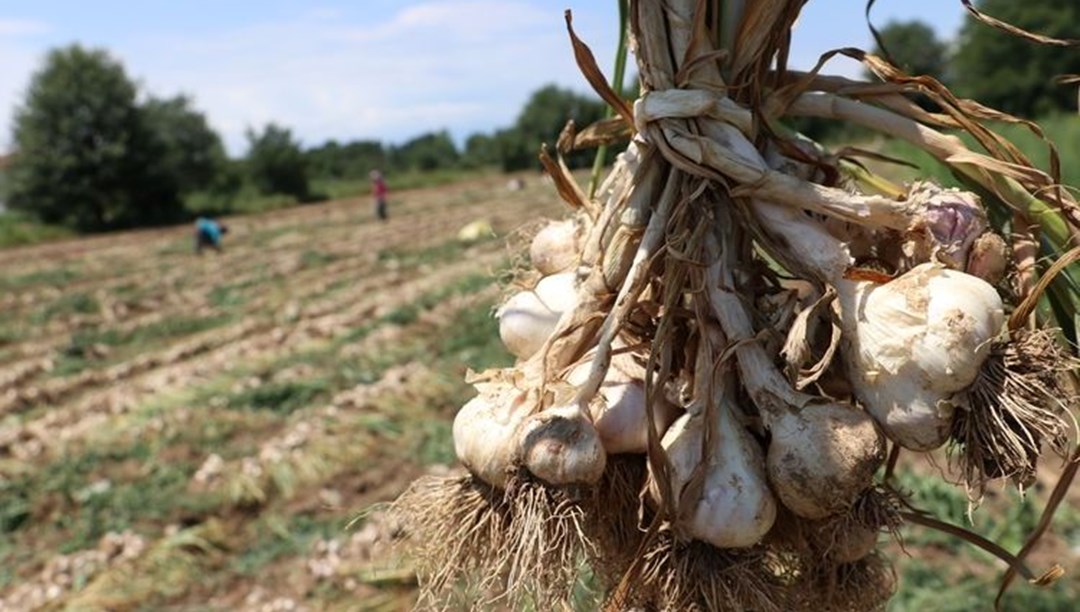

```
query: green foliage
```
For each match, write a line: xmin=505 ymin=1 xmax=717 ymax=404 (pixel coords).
xmin=501 ymin=84 xmax=607 ymax=171
xmin=0 ymin=263 xmax=79 ymax=291
xmin=33 ymin=292 xmax=100 ymax=323
xmin=226 ymin=379 xmax=331 ymax=414
xmin=7 ymin=45 xmax=185 ymax=230
xmin=952 ymin=0 xmax=1080 ymax=117
xmin=142 ymin=95 xmax=232 ymax=198
xmin=392 ymin=130 xmax=460 ymax=172
xmin=868 ymin=20 xmax=948 ymax=81
xmin=0 ymin=211 xmax=75 ymax=248
xmin=306 ymin=139 xmax=386 ymax=179
xmin=245 ymin=123 xmax=312 ymax=201
xmin=462 ymin=132 xmax=501 ymax=168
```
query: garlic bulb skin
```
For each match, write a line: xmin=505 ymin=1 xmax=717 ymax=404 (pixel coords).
xmin=566 ymin=355 xmax=681 ymax=454
xmin=766 ymin=402 xmax=885 ymax=520
xmin=453 ymin=381 xmax=530 ymax=488
xmin=517 ymin=403 xmax=607 ymax=486
xmin=651 ymin=402 xmax=777 ymax=548
xmin=496 ymin=272 xmax=578 ymax=359
xmin=838 ymin=263 xmax=1005 ymax=450
xmin=530 ymin=220 xmax=579 ymax=275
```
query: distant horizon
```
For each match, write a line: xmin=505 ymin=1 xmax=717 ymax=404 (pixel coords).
xmin=0 ymin=1 xmax=966 ymax=156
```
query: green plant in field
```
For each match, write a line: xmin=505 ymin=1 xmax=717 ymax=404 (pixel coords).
xmin=0 ymin=212 xmax=75 ymax=248
xmin=33 ymin=292 xmax=100 ymax=323
xmin=226 ymin=379 xmax=331 ymax=415
xmin=299 ymin=249 xmax=337 ymax=269
xmin=0 ymin=265 xmax=80 ymax=291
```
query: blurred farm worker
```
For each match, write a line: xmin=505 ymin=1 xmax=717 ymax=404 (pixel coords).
xmin=370 ymin=169 xmax=388 ymax=221
xmin=194 ymin=216 xmax=228 ymax=254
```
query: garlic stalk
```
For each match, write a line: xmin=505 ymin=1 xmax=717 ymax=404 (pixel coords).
xmin=706 ymin=222 xmax=884 ymax=520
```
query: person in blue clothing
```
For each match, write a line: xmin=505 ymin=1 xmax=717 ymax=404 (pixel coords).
xmin=194 ymin=217 xmax=228 ymax=254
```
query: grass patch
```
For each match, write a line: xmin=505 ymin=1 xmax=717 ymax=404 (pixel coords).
xmin=0 ymin=211 xmax=75 ymax=249
xmin=50 ymin=314 xmax=237 ymax=377
xmin=33 ymin=291 xmax=100 ymax=323
xmin=208 ymin=285 xmax=246 ymax=308
xmin=0 ymin=265 xmax=80 ymax=291
xmin=437 ymin=299 xmax=511 ymax=372
xmin=299 ymin=248 xmax=338 ymax=269
xmin=232 ymin=513 xmax=345 ymax=575
xmin=226 ymin=379 xmax=332 ymax=415
xmin=891 ymin=557 xmax=1080 ymax=611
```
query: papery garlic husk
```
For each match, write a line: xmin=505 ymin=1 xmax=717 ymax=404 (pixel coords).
xmin=838 ymin=263 xmax=1005 ymax=450
xmin=497 ymin=272 xmax=578 ymax=359
xmin=516 ymin=403 xmax=607 ymax=486
xmin=530 ymin=219 xmax=580 ymax=276
xmin=566 ymin=352 xmax=681 ymax=454
xmin=906 ymin=181 xmax=987 ymax=270
xmin=766 ymin=402 xmax=885 ymax=520
xmin=649 ymin=402 xmax=777 ymax=549
xmin=452 ymin=377 xmax=531 ymax=489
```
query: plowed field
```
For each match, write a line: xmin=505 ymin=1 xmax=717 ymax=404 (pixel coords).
xmin=1 ymin=175 xmax=1078 ymax=611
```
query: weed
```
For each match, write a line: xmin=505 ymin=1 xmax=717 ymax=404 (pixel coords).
xmin=300 ymin=249 xmax=337 ymax=269
xmin=33 ymin=292 xmax=100 ymax=323
xmin=226 ymin=379 xmax=331 ymax=414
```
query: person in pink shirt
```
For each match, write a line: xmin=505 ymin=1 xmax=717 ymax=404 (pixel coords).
xmin=370 ymin=169 xmax=388 ymax=221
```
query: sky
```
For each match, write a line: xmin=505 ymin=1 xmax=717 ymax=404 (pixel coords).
xmin=0 ymin=1 xmax=968 ymax=156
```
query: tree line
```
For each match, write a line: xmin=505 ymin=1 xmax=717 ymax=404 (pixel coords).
xmin=793 ymin=0 xmax=1079 ymax=140
xmin=3 ymin=45 xmax=606 ymax=232
xmin=3 ymin=0 xmax=1076 ymax=233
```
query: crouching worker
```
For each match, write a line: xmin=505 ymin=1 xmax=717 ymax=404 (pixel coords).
xmin=194 ymin=216 xmax=228 ymax=254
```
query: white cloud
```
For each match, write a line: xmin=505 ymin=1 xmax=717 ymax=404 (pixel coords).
xmin=112 ymin=1 xmax=619 ymax=154
xmin=0 ymin=18 xmax=50 ymax=36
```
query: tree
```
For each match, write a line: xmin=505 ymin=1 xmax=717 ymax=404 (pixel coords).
xmin=507 ymin=84 xmax=606 ymax=171
xmin=952 ymin=0 xmax=1080 ymax=117
xmin=142 ymin=95 xmax=229 ymax=197
xmin=7 ymin=45 xmax=184 ymax=230
xmin=867 ymin=20 xmax=948 ymax=82
xmin=462 ymin=132 xmax=501 ymax=169
xmin=392 ymin=130 xmax=460 ymax=172
xmin=245 ymin=123 xmax=310 ymax=200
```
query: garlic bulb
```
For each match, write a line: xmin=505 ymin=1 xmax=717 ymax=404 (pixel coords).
xmin=516 ymin=402 xmax=607 ymax=486
xmin=837 ymin=263 xmax=1005 ymax=450
xmin=566 ymin=353 xmax=681 ymax=454
xmin=530 ymin=220 xmax=580 ymax=275
xmin=766 ymin=402 xmax=885 ymax=520
xmin=497 ymin=272 xmax=578 ymax=359
xmin=452 ymin=379 xmax=531 ymax=488
xmin=650 ymin=401 xmax=777 ymax=548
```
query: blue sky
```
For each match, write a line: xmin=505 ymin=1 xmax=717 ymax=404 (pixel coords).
xmin=0 ymin=1 xmax=967 ymax=155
